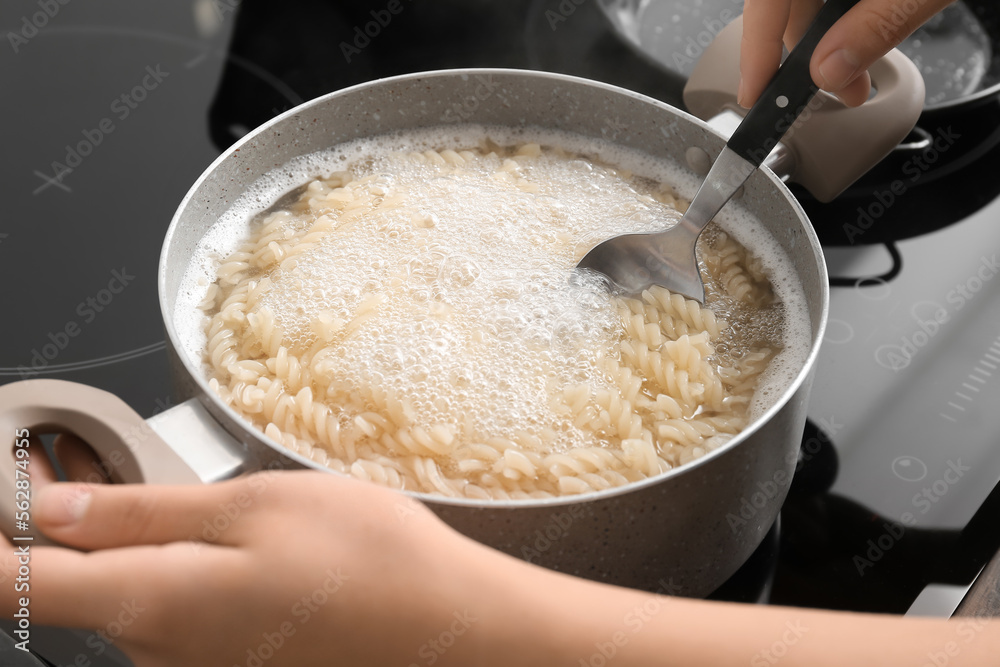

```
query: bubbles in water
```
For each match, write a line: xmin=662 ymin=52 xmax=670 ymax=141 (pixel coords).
xmin=175 ymin=125 xmax=812 ymax=443
xmin=879 ymin=3 xmax=990 ymax=105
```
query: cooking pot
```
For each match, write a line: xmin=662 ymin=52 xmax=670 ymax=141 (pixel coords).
xmin=797 ymin=0 xmax=1000 ymax=244
xmin=598 ymin=0 xmax=1000 ymax=243
xmin=0 ymin=66 xmax=920 ymax=595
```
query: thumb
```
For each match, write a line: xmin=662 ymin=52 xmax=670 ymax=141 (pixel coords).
xmin=810 ymin=0 xmax=946 ymax=104
xmin=35 ymin=480 xmax=251 ymax=549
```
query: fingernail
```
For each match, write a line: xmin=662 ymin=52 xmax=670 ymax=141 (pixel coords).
xmin=818 ymin=49 xmax=862 ymax=92
xmin=37 ymin=485 xmax=92 ymax=526
xmin=737 ymin=77 xmax=746 ymax=108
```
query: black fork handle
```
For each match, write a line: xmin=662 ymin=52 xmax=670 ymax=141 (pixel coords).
xmin=728 ymin=0 xmax=863 ymax=167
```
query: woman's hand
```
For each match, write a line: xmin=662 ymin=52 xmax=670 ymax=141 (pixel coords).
xmin=0 ymin=463 xmax=574 ymax=667
xmin=3 ymin=438 xmax=998 ymax=667
xmin=739 ymin=0 xmax=956 ymax=107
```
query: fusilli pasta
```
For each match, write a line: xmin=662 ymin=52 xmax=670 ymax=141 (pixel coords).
xmin=201 ymin=140 xmax=782 ymax=498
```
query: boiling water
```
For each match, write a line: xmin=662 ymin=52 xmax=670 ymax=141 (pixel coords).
xmin=174 ymin=126 xmax=811 ymax=453
xmin=898 ymin=3 xmax=992 ymax=107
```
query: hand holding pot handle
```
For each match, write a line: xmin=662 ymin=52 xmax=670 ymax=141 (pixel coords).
xmin=684 ymin=14 xmax=925 ymax=201
xmin=0 ymin=379 xmax=202 ymax=544
xmin=727 ymin=0 xmax=864 ymax=168
xmin=739 ymin=0 xmax=953 ymax=108
xmin=3 ymin=471 xmax=999 ymax=666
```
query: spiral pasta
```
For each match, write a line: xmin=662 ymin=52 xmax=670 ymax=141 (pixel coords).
xmin=201 ymin=140 xmax=782 ymax=499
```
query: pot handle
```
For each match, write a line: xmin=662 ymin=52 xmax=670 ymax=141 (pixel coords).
xmin=0 ymin=379 xmax=204 ymax=543
xmin=683 ymin=15 xmax=925 ymax=202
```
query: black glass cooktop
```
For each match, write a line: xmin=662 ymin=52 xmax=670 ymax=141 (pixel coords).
xmin=3 ymin=1 xmax=1000 ymax=664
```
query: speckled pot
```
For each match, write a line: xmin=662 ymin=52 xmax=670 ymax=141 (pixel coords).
xmin=153 ymin=69 xmax=827 ymax=597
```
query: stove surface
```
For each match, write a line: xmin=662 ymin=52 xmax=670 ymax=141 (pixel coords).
xmin=2 ymin=0 xmax=999 ymax=664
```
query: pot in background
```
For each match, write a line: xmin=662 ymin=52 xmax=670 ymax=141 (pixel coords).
xmin=597 ymin=0 xmax=1000 ymax=244
xmin=1 ymin=70 xmax=829 ymax=597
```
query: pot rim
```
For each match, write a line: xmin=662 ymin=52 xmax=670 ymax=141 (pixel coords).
xmin=923 ymin=80 xmax=1000 ymax=112
xmin=159 ymin=67 xmax=829 ymax=509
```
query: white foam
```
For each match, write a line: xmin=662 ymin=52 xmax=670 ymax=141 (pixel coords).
xmin=174 ymin=125 xmax=812 ymax=431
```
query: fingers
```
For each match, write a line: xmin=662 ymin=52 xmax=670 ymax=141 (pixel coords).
xmin=832 ymin=69 xmax=873 ymax=107
xmin=784 ymin=0 xmax=824 ymax=48
xmin=810 ymin=0 xmax=952 ymax=102
xmin=739 ymin=0 xmax=793 ymax=107
xmin=34 ymin=478 xmax=255 ymax=549
xmin=3 ymin=542 xmax=241 ymax=629
xmin=3 ymin=473 xmax=292 ymax=630
xmin=783 ymin=0 xmax=878 ymax=106
xmin=741 ymin=0 xmax=949 ymax=108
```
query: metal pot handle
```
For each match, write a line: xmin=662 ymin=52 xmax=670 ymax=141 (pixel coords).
xmin=0 ymin=379 xmax=206 ymax=543
xmin=683 ymin=15 xmax=925 ymax=202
